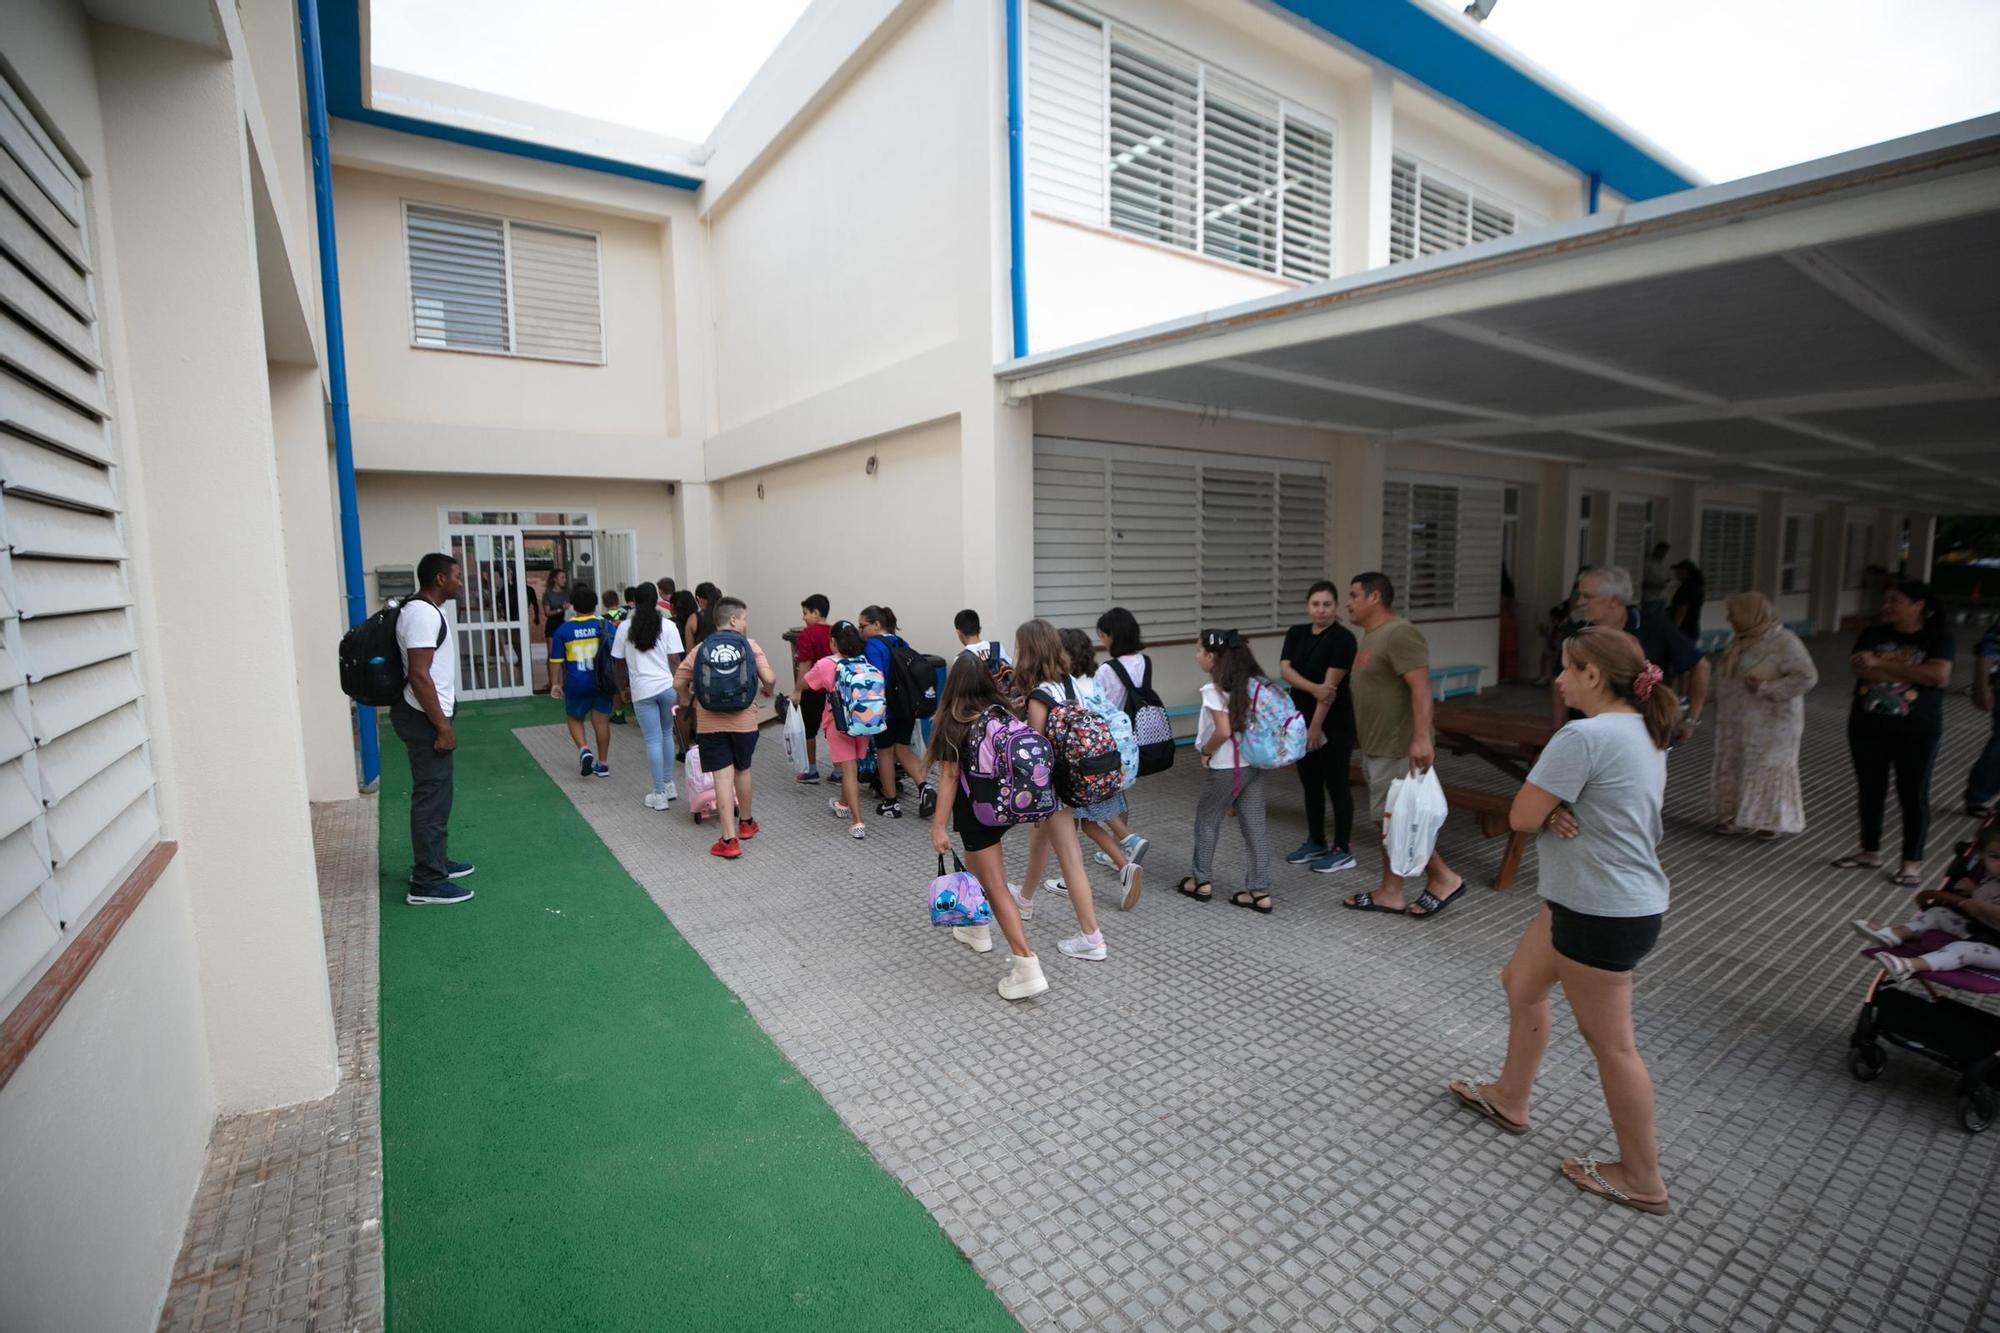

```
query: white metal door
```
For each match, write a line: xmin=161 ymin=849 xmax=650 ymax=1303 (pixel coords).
xmin=595 ymin=528 xmax=638 ymax=593
xmin=447 ymin=527 xmax=533 ymax=700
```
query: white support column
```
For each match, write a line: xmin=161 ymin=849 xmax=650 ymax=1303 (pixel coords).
xmin=1812 ymin=502 xmax=1848 ymax=634
xmin=1911 ymin=513 xmax=1938 ymax=580
xmin=672 ymin=481 xmax=725 ymax=588
xmin=1340 ymin=69 xmax=1394 ymax=276
xmin=1755 ymin=492 xmax=1786 ymax=600
xmin=96 ymin=26 xmax=337 ymax=1110
xmin=1333 ymin=439 xmax=1385 ymax=583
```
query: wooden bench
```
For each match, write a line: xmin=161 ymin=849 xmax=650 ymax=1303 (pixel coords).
xmin=1348 ymin=764 xmax=1525 ymax=890
xmin=1698 ymin=627 xmax=1732 ymax=655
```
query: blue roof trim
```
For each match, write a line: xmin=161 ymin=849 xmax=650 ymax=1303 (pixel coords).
xmin=1265 ymin=0 xmax=1694 ymax=201
xmin=316 ymin=0 xmax=702 ymax=192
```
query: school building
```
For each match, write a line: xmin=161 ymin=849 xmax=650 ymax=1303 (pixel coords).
xmin=0 ymin=0 xmax=1995 ymax=1325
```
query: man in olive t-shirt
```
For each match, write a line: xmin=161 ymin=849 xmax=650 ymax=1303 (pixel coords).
xmin=1343 ymin=572 xmax=1464 ymax=917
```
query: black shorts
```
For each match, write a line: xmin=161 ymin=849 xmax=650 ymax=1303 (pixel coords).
xmin=874 ymin=717 xmax=916 ymax=749
xmin=696 ymin=731 xmax=758 ymax=773
xmin=798 ymin=688 xmax=827 ymax=735
xmin=953 ymin=798 xmax=1007 ymax=854
xmin=1549 ymin=902 xmax=1662 ymax=973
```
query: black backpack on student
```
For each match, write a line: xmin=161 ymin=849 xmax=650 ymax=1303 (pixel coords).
xmin=883 ymin=636 xmax=945 ymax=722
xmin=1107 ymin=655 xmax=1175 ymax=776
xmin=693 ymin=629 xmax=758 ymax=712
xmin=339 ymin=597 xmax=444 ymax=707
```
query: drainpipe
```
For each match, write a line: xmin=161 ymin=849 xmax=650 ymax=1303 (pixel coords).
xmin=1005 ymin=0 xmax=1028 ymax=358
xmin=299 ymin=0 xmax=380 ymax=790
xmin=1587 ymin=169 xmax=1602 ymax=215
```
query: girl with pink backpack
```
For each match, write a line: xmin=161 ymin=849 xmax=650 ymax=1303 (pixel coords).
xmin=928 ymin=656 xmax=1049 ymax=1000
xmin=1008 ymin=620 xmax=1113 ymax=963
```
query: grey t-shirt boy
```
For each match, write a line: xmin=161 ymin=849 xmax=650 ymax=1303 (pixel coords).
xmin=1525 ymin=711 xmax=1670 ymax=917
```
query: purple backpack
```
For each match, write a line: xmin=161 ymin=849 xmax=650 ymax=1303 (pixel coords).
xmin=928 ymin=852 xmax=994 ymax=928
xmin=959 ymin=706 xmax=1057 ymax=827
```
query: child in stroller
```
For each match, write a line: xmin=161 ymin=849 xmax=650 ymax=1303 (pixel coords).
xmin=1851 ymin=822 xmax=2000 ymax=981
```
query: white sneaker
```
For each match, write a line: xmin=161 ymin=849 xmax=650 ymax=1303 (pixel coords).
xmin=1849 ymin=919 xmax=1899 ymax=946
xmin=643 ymin=791 xmax=667 ymax=810
xmin=1042 ymin=877 xmax=1070 ymax=896
xmin=662 ymin=784 xmax=677 ymax=807
xmin=1007 ymin=882 xmax=1033 ymax=921
xmin=952 ymin=924 xmax=994 ymax=954
xmin=1057 ymin=932 xmax=1108 ymax=961
xmin=828 ymin=797 xmax=851 ymax=819
xmin=998 ymin=953 xmax=1048 ymax=1001
xmin=1093 ymin=851 xmax=1117 ymax=870
xmin=849 ymin=823 xmax=867 ymax=840
xmin=1877 ymin=952 xmax=1917 ymax=981
xmin=1119 ymin=861 xmax=1143 ymax=911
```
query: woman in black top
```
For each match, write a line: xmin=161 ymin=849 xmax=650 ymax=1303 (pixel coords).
xmin=1668 ymin=561 xmax=1705 ymax=636
xmin=1832 ymin=580 xmax=1955 ymax=886
xmin=1278 ymin=580 xmax=1358 ymax=873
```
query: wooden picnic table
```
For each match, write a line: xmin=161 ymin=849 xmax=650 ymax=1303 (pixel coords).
xmin=1427 ymin=700 xmax=1560 ymax=889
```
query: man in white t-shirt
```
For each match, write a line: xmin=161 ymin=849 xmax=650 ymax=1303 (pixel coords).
xmin=393 ymin=552 xmax=473 ymax=904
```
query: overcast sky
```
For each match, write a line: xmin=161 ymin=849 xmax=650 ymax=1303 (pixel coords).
xmin=372 ymin=0 xmax=2000 ymax=181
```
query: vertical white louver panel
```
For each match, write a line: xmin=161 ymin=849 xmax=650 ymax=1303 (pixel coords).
xmin=1107 ymin=35 xmax=1198 ymax=249
xmin=1455 ymin=484 xmax=1504 ymax=618
xmin=1470 ymin=197 xmax=1515 ymax=245
xmin=1384 ymin=476 xmax=1504 ymax=621
xmin=1032 ymin=447 xmax=1110 ymax=627
xmin=1200 ymin=81 xmax=1280 ymax=275
xmin=1406 ymin=482 xmax=1459 ymax=613
xmin=1277 ymin=471 xmax=1327 ymax=609
xmin=1027 ymin=1 xmax=1106 ymax=225
xmin=1108 ymin=455 xmax=1198 ymax=640
xmin=405 ymin=204 xmax=510 ymax=352
xmin=1417 ymin=176 xmax=1470 ymax=257
xmin=1613 ymin=498 xmax=1651 ymax=574
xmin=0 ymin=69 xmax=159 ymax=1015
xmin=1388 ymin=156 xmax=1418 ymax=264
xmin=1381 ymin=480 xmax=1413 ymax=593
xmin=1701 ymin=508 xmax=1758 ymax=597
xmin=508 ymin=223 xmax=603 ymax=363
xmin=1197 ymin=466 xmax=1277 ymax=630
xmin=1279 ymin=116 xmax=1334 ymax=283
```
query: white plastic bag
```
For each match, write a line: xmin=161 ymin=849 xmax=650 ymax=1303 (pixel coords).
xmin=783 ymin=697 xmax=813 ymax=776
xmin=1384 ymin=767 xmax=1449 ymax=878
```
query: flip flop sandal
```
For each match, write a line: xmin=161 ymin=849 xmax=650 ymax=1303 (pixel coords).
xmin=1230 ymin=890 xmax=1273 ymax=914
xmin=1342 ymin=891 xmax=1408 ymax=914
xmin=1752 ymin=829 xmax=1781 ymax=841
xmin=1829 ymin=855 xmax=1882 ymax=870
xmin=1410 ymin=884 xmax=1466 ymax=919
xmin=1448 ymin=1080 xmax=1528 ymax=1135
xmin=1561 ymin=1157 xmax=1670 ymax=1215
xmin=1177 ymin=877 xmax=1213 ymax=902
xmin=1886 ymin=871 xmax=1924 ymax=887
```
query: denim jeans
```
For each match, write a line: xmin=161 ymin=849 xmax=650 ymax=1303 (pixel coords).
xmin=1965 ymin=704 xmax=2000 ymax=808
xmin=633 ymin=688 xmax=677 ymax=793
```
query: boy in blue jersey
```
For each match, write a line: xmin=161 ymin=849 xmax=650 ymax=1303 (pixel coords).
xmin=550 ymin=585 xmax=615 ymax=777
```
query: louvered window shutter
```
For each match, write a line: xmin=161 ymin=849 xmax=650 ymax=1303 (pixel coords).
xmin=1198 ymin=467 xmax=1277 ymax=629
xmin=1614 ymin=498 xmax=1650 ymax=574
xmin=1200 ymin=82 xmax=1281 ymax=274
xmin=1107 ymin=36 xmax=1198 ymax=249
xmin=1027 ymin=1 xmax=1107 ymax=225
xmin=1405 ymin=483 xmax=1459 ymax=612
xmin=1381 ymin=481 xmax=1413 ymax=594
xmin=1702 ymin=509 xmax=1758 ymax=596
xmin=1032 ymin=449 xmax=1110 ymax=628
xmin=1418 ymin=176 xmax=1471 ymax=257
xmin=1279 ymin=116 xmax=1334 ymax=282
xmin=1388 ymin=156 xmax=1418 ymax=264
xmin=1108 ymin=455 xmax=1198 ymax=640
xmin=1454 ymin=485 xmax=1504 ymax=618
xmin=406 ymin=205 xmax=509 ymax=352
xmin=1277 ymin=471 xmax=1326 ymax=611
xmin=1470 ymin=197 xmax=1515 ymax=245
xmin=0 ymin=76 xmax=159 ymax=1011
xmin=508 ymin=223 xmax=602 ymax=363
xmin=1391 ymin=155 xmax=1522 ymax=265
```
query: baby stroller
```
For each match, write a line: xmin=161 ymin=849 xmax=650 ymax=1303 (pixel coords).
xmin=1849 ymin=821 xmax=2000 ymax=1133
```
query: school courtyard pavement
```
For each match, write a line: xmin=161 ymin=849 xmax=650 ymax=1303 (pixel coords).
xmin=161 ymin=636 xmax=2000 ymax=1331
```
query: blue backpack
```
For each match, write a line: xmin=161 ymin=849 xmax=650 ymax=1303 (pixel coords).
xmin=1078 ymin=677 xmax=1139 ymax=793
xmin=693 ymin=630 xmax=758 ymax=712
xmin=1237 ymin=678 xmax=1308 ymax=769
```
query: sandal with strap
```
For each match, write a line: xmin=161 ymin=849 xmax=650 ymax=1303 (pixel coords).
xmin=1177 ymin=877 xmax=1213 ymax=902
xmin=1560 ymin=1156 xmax=1669 ymax=1215
xmin=1229 ymin=890 xmax=1273 ymax=914
xmin=1342 ymin=891 xmax=1408 ymax=914
xmin=1410 ymin=882 xmax=1466 ymax=919
xmin=1829 ymin=854 xmax=1881 ymax=870
xmin=1447 ymin=1079 xmax=1528 ymax=1135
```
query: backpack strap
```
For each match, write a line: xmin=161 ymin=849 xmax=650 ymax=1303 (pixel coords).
xmin=987 ymin=641 xmax=1001 ymax=665
xmin=401 ymin=596 xmax=449 ymax=649
xmin=1108 ymin=657 xmax=1137 ymax=693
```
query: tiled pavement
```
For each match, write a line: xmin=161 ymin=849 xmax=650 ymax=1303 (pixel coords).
xmin=156 ymin=800 xmax=385 ymax=1333
xmin=523 ymin=640 xmax=2000 ymax=1333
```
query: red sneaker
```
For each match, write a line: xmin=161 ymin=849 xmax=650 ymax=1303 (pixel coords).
xmin=737 ymin=818 xmax=761 ymax=841
xmin=709 ymin=837 xmax=741 ymax=859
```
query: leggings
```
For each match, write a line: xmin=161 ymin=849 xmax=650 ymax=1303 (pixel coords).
xmin=1294 ymin=733 xmax=1354 ymax=850
xmin=632 ymin=689 xmax=678 ymax=794
xmin=1192 ymin=767 xmax=1270 ymax=890
xmin=1848 ymin=712 xmax=1942 ymax=863
xmin=1901 ymin=906 xmax=2000 ymax=973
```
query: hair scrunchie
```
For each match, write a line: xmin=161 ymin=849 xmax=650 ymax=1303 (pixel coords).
xmin=1633 ymin=662 xmax=1664 ymax=702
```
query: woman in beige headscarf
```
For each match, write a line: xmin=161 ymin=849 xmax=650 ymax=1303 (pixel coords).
xmin=1710 ymin=592 xmax=1820 ymax=837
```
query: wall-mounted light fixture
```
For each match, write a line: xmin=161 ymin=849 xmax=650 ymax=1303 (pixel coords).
xmin=865 ymin=454 xmax=879 ymax=476
xmin=756 ymin=482 xmax=765 ymax=500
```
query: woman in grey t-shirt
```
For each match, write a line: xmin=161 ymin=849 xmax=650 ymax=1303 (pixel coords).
xmin=1447 ymin=627 xmax=1678 ymax=1215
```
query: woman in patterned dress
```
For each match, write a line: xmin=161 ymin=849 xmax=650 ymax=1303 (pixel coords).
xmin=1709 ymin=592 xmax=1819 ymax=838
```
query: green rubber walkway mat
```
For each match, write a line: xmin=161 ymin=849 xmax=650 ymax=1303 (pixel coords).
xmin=375 ymin=698 xmax=1015 ymax=1332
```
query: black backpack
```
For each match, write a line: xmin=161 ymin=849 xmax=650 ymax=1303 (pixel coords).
xmin=883 ymin=636 xmax=945 ymax=722
xmin=1107 ymin=656 xmax=1175 ymax=777
xmin=339 ymin=598 xmax=445 ymax=707
xmin=693 ymin=629 xmax=758 ymax=712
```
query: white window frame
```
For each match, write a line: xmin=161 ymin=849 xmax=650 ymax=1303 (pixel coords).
xmin=1780 ymin=512 xmax=1819 ymax=595
xmin=1612 ymin=496 xmax=1657 ymax=577
xmin=1388 ymin=151 xmax=1540 ymax=265
xmin=1025 ymin=1 xmax=1340 ymax=285
xmin=1382 ymin=473 xmax=1507 ymax=622
xmin=400 ymin=200 xmax=607 ymax=365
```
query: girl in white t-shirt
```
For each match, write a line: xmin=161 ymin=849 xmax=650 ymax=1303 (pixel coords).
xmin=1037 ymin=629 xmax=1145 ymax=911
xmin=1092 ymin=607 xmax=1154 ymax=874
xmin=610 ymin=583 xmax=685 ymax=809
xmin=1179 ymin=629 xmax=1274 ymax=911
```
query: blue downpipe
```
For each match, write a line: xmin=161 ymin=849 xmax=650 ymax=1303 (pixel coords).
xmin=1588 ymin=169 xmax=1603 ymax=215
xmin=1005 ymin=0 xmax=1028 ymax=358
xmin=298 ymin=0 xmax=379 ymax=789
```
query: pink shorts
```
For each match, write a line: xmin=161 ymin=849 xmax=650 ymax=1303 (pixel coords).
xmin=821 ymin=723 xmax=872 ymax=766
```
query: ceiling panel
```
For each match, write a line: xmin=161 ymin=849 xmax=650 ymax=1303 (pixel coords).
xmin=1817 ymin=214 xmax=2000 ymax=371
xmin=1790 ymin=395 xmax=2000 ymax=449
xmin=1097 ymin=365 xmax=1481 ymax=432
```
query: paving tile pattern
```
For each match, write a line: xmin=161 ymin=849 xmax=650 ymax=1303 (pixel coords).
xmin=156 ymin=799 xmax=385 ymax=1333
xmin=524 ymin=638 xmax=2000 ymax=1333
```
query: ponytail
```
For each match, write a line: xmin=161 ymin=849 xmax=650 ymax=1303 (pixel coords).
xmin=1564 ymin=626 xmax=1680 ymax=751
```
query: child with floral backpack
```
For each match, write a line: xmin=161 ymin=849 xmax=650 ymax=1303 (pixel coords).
xmin=1009 ymin=620 xmax=1114 ymax=960
xmin=1040 ymin=628 xmax=1147 ymax=911
xmin=799 ymin=620 xmax=884 ymax=840
xmin=1178 ymin=629 xmax=1277 ymax=913
xmin=929 ymin=655 xmax=1047 ymax=1000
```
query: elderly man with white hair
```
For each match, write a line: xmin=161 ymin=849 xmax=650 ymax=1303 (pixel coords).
xmin=1552 ymin=565 xmax=1711 ymax=741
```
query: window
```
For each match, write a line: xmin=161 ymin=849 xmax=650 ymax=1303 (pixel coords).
xmin=1576 ymin=492 xmax=1595 ymax=567
xmin=1701 ymin=508 xmax=1759 ymax=596
xmin=1389 ymin=154 xmax=1527 ymax=264
xmin=0 ymin=73 xmax=161 ymax=1014
xmin=404 ymin=204 xmax=604 ymax=363
xmin=1028 ymin=2 xmax=1336 ymax=282
xmin=1780 ymin=514 xmax=1819 ymax=594
xmin=1500 ymin=486 xmax=1520 ymax=589
xmin=1381 ymin=476 xmax=1505 ymax=621
xmin=1032 ymin=437 xmax=1326 ymax=639
xmin=1844 ymin=523 xmax=1874 ymax=590
xmin=1612 ymin=497 xmax=1656 ymax=575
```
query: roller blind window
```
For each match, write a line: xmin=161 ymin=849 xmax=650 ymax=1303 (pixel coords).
xmin=405 ymin=204 xmax=604 ymax=364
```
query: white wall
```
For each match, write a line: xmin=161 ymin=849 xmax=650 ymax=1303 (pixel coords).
xmin=1391 ymin=80 xmax=1583 ymax=227
xmin=1026 ymin=217 xmax=1292 ymax=353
